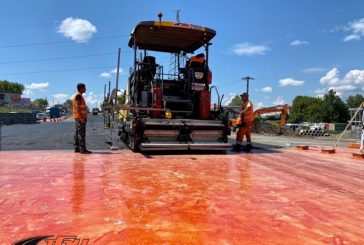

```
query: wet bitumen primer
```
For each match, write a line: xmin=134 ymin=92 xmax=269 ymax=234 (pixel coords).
xmin=0 ymin=122 xmax=2 ymax=151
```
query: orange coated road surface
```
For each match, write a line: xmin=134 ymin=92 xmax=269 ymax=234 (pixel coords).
xmin=0 ymin=147 xmax=363 ymax=244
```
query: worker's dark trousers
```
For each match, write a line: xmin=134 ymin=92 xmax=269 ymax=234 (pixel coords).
xmin=74 ymin=119 xmax=86 ymax=151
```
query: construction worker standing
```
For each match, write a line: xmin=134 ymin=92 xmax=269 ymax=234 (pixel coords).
xmin=360 ymin=110 xmax=364 ymax=153
xmin=73 ymin=83 xmax=92 ymax=154
xmin=232 ymin=93 xmax=253 ymax=152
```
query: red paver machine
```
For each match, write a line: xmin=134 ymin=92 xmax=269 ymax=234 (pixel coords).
xmin=118 ymin=17 xmax=231 ymax=151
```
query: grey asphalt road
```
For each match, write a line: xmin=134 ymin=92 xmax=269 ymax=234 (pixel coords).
xmin=0 ymin=114 xmax=123 ymax=151
xmin=0 ymin=114 xmax=355 ymax=151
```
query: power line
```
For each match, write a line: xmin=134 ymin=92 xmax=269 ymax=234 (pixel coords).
xmin=0 ymin=3 xmax=205 ymax=30
xmin=0 ymin=52 xmax=113 ymax=65
xmin=0 ymin=51 xmax=132 ymax=65
xmin=0 ymin=23 xmax=53 ymax=30
xmin=0 ymin=5 xmax=201 ymax=31
xmin=0 ymin=11 xmax=171 ymax=30
xmin=0 ymin=34 xmax=129 ymax=49
xmin=0 ymin=65 xmax=115 ymax=76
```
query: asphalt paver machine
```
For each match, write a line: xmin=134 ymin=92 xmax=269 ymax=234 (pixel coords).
xmin=119 ymin=19 xmax=231 ymax=151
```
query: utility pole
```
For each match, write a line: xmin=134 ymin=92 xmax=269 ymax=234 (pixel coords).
xmin=104 ymin=83 xmax=106 ymax=101
xmin=242 ymin=76 xmax=254 ymax=95
xmin=115 ymin=48 xmax=121 ymax=105
xmin=175 ymin=9 xmax=181 ymax=23
xmin=108 ymin=81 xmax=111 ymax=103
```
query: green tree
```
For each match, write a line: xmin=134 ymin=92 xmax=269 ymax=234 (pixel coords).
xmin=322 ymin=89 xmax=349 ymax=123
xmin=63 ymin=99 xmax=72 ymax=108
xmin=0 ymin=80 xmax=25 ymax=94
xmin=346 ymin=94 xmax=364 ymax=108
xmin=289 ymin=96 xmax=324 ymax=123
xmin=33 ymin=98 xmax=48 ymax=108
xmin=229 ymin=95 xmax=243 ymax=107
xmin=117 ymin=93 xmax=125 ymax=105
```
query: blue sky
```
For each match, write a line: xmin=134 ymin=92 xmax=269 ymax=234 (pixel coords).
xmin=0 ymin=0 xmax=363 ymax=108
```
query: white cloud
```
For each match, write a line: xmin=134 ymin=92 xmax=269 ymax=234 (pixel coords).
xmin=273 ymin=96 xmax=285 ymax=106
xmin=328 ymin=84 xmax=356 ymax=92
xmin=302 ymin=67 xmax=327 ymax=73
xmin=344 ymin=34 xmax=360 ymax=42
xmin=320 ymin=68 xmax=364 ymax=86
xmin=25 ymin=82 xmax=49 ymax=90
xmin=314 ymin=88 xmax=327 ymax=94
xmin=342 ymin=69 xmax=364 ymax=84
xmin=53 ymin=93 xmax=69 ymax=102
xmin=343 ymin=18 xmax=364 ymax=42
xmin=232 ymin=43 xmax=270 ymax=56
xmin=313 ymin=88 xmax=326 ymax=98
xmin=317 ymin=68 xmax=364 ymax=96
xmin=111 ymin=67 xmax=123 ymax=74
xmin=84 ymin=91 xmax=102 ymax=107
xmin=320 ymin=68 xmax=340 ymax=85
xmin=99 ymin=72 xmax=111 ymax=78
xmin=255 ymin=102 xmax=264 ymax=109
xmin=23 ymin=89 xmax=33 ymax=97
xmin=261 ymin=86 xmax=272 ymax=93
xmin=279 ymin=78 xmax=305 ymax=87
xmin=255 ymin=86 xmax=272 ymax=93
xmin=57 ymin=17 xmax=97 ymax=43
xmin=99 ymin=67 xmax=124 ymax=78
xmin=290 ymin=40 xmax=309 ymax=46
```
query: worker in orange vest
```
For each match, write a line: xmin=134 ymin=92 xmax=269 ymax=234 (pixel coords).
xmin=232 ymin=93 xmax=254 ymax=152
xmin=188 ymin=53 xmax=205 ymax=68
xmin=360 ymin=112 xmax=364 ymax=153
xmin=73 ymin=83 xmax=92 ymax=154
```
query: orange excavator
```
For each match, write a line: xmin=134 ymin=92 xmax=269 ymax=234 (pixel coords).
xmin=230 ymin=104 xmax=289 ymax=134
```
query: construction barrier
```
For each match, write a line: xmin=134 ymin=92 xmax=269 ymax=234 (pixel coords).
xmin=37 ymin=116 xmax=66 ymax=123
xmin=297 ymin=128 xmax=330 ymax=137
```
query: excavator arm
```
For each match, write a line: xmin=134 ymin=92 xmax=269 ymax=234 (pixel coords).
xmin=252 ymin=104 xmax=289 ymax=133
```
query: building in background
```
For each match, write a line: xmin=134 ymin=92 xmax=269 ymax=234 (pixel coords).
xmin=0 ymin=93 xmax=21 ymax=106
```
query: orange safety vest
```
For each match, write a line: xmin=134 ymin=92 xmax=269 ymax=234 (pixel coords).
xmin=242 ymin=100 xmax=253 ymax=123
xmin=188 ymin=56 xmax=205 ymax=67
xmin=72 ymin=93 xmax=87 ymax=119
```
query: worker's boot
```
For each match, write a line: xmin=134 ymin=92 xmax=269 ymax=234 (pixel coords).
xmin=75 ymin=147 xmax=80 ymax=153
xmin=80 ymin=149 xmax=92 ymax=154
xmin=232 ymin=144 xmax=242 ymax=152
xmin=244 ymin=144 xmax=253 ymax=152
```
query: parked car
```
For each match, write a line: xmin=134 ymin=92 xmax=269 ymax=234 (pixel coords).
xmin=36 ymin=113 xmax=46 ymax=120
xmin=92 ymin=108 xmax=100 ymax=115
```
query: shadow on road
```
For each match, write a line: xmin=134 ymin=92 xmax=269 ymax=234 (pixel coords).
xmin=140 ymin=143 xmax=284 ymax=158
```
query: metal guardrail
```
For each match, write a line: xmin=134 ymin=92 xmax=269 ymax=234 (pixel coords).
xmin=349 ymin=107 xmax=363 ymax=142
xmin=333 ymin=104 xmax=364 ymax=149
